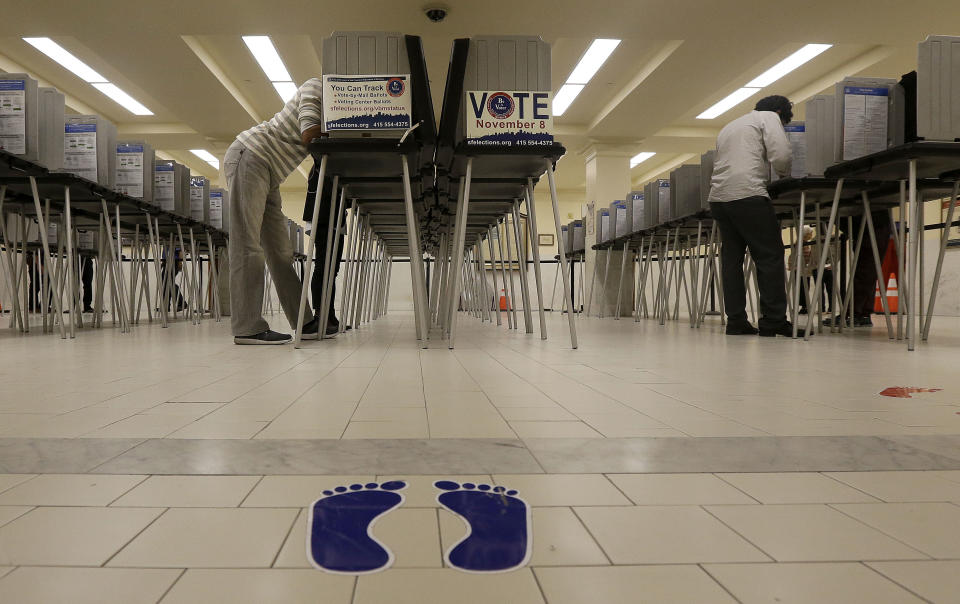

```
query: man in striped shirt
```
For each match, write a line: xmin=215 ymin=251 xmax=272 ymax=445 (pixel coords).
xmin=224 ymin=78 xmax=326 ymax=344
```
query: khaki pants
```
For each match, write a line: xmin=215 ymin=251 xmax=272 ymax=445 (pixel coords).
xmin=224 ymin=140 xmax=308 ymax=336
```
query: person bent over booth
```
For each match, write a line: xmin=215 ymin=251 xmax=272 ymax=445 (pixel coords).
xmin=708 ymin=95 xmax=803 ymax=338
xmin=225 ymin=79 xmax=327 ymax=345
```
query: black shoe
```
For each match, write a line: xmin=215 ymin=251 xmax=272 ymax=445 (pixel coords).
xmin=822 ymin=316 xmax=849 ymax=328
xmin=302 ymin=316 xmax=339 ymax=340
xmin=853 ymin=315 xmax=873 ymax=327
xmin=234 ymin=330 xmax=292 ymax=345
xmin=759 ymin=322 xmax=805 ymax=338
xmin=82 ymin=307 xmax=95 ymax=314
xmin=726 ymin=322 xmax=758 ymax=335
xmin=301 ymin=317 xmax=321 ymax=340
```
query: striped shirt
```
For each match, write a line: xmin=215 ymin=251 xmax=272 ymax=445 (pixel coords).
xmin=236 ymin=78 xmax=324 ymax=180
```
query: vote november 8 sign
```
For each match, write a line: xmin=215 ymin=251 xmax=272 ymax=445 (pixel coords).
xmin=323 ymin=74 xmax=412 ymax=131
xmin=465 ymin=91 xmax=554 ymax=147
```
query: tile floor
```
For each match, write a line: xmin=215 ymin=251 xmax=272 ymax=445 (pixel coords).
xmin=0 ymin=311 xmax=958 ymax=602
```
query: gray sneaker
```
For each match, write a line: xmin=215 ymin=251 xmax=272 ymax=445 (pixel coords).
xmin=234 ymin=330 xmax=292 ymax=345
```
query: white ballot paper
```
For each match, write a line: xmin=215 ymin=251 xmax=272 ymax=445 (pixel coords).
xmin=0 ymin=79 xmax=26 ymax=154
xmin=64 ymin=123 xmax=98 ymax=181
xmin=116 ymin=144 xmax=144 ymax=198
xmin=843 ymin=86 xmax=889 ymax=161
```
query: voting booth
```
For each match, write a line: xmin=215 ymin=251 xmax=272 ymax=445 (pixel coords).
xmin=611 ymin=199 xmax=629 ymax=238
xmin=596 ymin=208 xmax=611 ymax=243
xmin=783 ymin=122 xmax=807 ymax=178
xmin=208 ymin=188 xmax=225 ymax=229
xmin=115 ymin=141 xmax=155 ymax=201
xmin=572 ymin=219 xmax=585 ymax=251
xmin=832 ymin=78 xmax=905 ymax=164
xmin=917 ymin=35 xmax=960 ymax=142
xmin=0 ymin=73 xmax=39 ymax=163
xmin=37 ymin=87 xmax=64 ymax=171
xmin=699 ymin=151 xmax=715 ymax=208
xmin=64 ymin=114 xmax=116 ymax=187
xmin=671 ymin=165 xmax=702 ymax=220
xmin=626 ymin=190 xmax=644 ymax=233
xmin=804 ymin=95 xmax=836 ymax=176
xmin=189 ymin=176 xmax=209 ymax=223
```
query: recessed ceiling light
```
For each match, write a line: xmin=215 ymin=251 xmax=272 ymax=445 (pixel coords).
xmin=272 ymin=81 xmax=298 ymax=103
xmin=190 ymin=149 xmax=220 ymax=170
xmin=242 ymin=36 xmax=292 ymax=82
xmin=630 ymin=152 xmax=656 ymax=168
xmin=567 ymin=39 xmax=621 ymax=85
xmin=91 ymin=83 xmax=153 ymax=116
xmin=745 ymin=44 xmax=833 ymax=88
xmin=23 ymin=37 xmax=107 ymax=83
xmin=553 ymin=84 xmax=585 ymax=117
xmin=696 ymin=87 xmax=761 ymax=120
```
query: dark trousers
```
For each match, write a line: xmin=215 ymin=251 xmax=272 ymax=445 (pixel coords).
xmin=81 ymin=257 xmax=94 ymax=310
xmin=840 ymin=211 xmax=892 ymax=317
xmin=310 ymin=227 xmax=344 ymax=323
xmin=710 ymin=197 xmax=787 ymax=329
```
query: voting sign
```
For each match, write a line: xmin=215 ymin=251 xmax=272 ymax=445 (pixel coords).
xmin=323 ymin=75 xmax=412 ymax=131
xmin=466 ymin=91 xmax=553 ymax=148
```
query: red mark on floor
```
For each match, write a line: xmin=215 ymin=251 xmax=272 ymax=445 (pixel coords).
xmin=880 ymin=387 xmax=942 ymax=399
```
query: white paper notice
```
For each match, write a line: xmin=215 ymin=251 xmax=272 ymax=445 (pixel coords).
xmin=323 ymin=74 xmax=412 ymax=131
xmin=154 ymin=164 xmax=175 ymax=212
xmin=843 ymin=86 xmax=889 ymax=161
xmin=64 ymin=123 xmax=98 ymax=181
xmin=209 ymin=191 xmax=223 ymax=229
xmin=190 ymin=183 xmax=204 ymax=221
xmin=116 ymin=144 xmax=144 ymax=198
xmin=0 ymin=80 xmax=26 ymax=155
xmin=784 ymin=124 xmax=806 ymax=178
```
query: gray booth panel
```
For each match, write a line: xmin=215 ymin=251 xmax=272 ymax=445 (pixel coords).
xmin=918 ymin=35 xmax=960 ymax=142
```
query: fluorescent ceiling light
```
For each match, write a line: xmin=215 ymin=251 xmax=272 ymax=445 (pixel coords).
xmin=745 ymin=43 xmax=833 ymax=88
xmin=567 ymin=39 xmax=621 ymax=85
xmin=272 ymin=81 xmax=298 ymax=103
xmin=23 ymin=37 xmax=107 ymax=83
xmin=242 ymin=36 xmax=292 ymax=82
xmin=91 ymin=82 xmax=153 ymax=115
xmin=190 ymin=149 xmax=220 ymax=170
xmin=697 ymin=87 xmax=761 ymax=120
xmin=630 ymin=152 xmax=656 ymax=168
xmin=553 ymin=84 xmax=585 ymax=117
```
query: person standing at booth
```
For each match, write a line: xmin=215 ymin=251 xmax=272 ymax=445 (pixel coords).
xmin=708 ymin=95 xmax=802 ymax=337
xmin=225 ymin=79 xmax=327 ymax=345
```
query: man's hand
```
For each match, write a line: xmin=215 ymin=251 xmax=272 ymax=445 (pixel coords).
xmin=301 ymin=126 xmax=327 ymax=145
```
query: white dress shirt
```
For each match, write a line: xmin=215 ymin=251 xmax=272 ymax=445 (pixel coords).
xmin=707 ymin=110 xmax=793 ymax=203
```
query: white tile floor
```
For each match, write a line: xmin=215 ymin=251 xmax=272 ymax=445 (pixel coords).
xmin=0 ymin=311 xmax=958 ymax=602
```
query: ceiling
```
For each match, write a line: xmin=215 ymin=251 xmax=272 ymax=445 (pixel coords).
xmin=1 ymin=0 xmax=956 ymax=212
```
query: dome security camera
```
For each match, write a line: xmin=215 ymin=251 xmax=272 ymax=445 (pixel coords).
xmin=424 ymin=6 xmax=448 ymax=22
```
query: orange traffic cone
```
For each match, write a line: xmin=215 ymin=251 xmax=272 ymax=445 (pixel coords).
xmin=875 ymin=274 xmax=898 ymax=313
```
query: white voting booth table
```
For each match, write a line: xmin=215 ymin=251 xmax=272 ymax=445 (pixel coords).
xmin=0 ymin=149 xmax=228 ymax=339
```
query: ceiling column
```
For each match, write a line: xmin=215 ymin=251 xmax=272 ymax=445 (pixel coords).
xmin=583 ymin=143 xmax=634 ymax=318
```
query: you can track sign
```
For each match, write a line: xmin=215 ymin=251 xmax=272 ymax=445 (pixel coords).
xmin=466 ymin=91 xmax=553 ymax=148
xmin=323 ymin=74 xmax=412 ymax=131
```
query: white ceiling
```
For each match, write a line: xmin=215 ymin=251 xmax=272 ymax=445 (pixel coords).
xmin=1 ymin=0 xmax=956 ymax=204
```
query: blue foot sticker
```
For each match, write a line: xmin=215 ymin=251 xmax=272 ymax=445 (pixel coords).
xmin=307 ymin=481 xmax=406 ymax=574
xmin=435 ymin=481 xmax=532 ymax=573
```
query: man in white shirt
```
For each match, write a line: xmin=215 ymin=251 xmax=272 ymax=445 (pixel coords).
xmin=708 ymin=95 xmax=801 ymax=337
xmin=224 ymin=79 xmax=327 ymax=345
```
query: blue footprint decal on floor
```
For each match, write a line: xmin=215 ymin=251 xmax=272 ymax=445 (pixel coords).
xmin=435 ymin=481 xmax=532 ymax=573
xmin=307 ymin=481 xmax=406 ymax=574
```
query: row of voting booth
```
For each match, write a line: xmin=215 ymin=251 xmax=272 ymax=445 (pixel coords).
xmin=0 ymin=73 xmax=231 ymax=339
xmin=2 ymin=31 xmax=957 ymax=351
xmin=288 ymin=30 xmax=576 ymax=349
xmin=576 ymin=34 xmax=960 ymax=351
